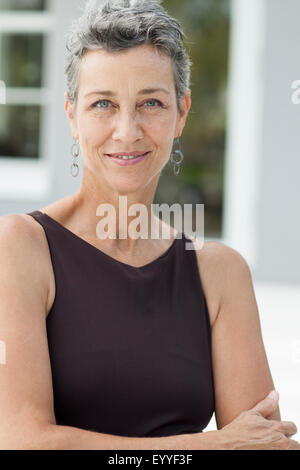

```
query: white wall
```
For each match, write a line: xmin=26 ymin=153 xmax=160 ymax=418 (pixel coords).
xmin=223 ymin=0 xmax=300 ymax=284
xmin=46 ymin=0 xmax=84 ymax=202
xmin=255 ymin=0 xmax=300 ymax=284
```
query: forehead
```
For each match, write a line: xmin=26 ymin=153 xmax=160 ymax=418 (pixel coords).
xmin=78 ymin=43 xmax=175 ymax=94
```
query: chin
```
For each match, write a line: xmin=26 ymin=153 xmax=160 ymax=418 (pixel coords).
xmin=109 ymin=179 xmax=146 ymax=195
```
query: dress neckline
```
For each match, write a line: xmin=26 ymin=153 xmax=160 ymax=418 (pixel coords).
xmin=34 ymin=210 xmax=182 ymax=270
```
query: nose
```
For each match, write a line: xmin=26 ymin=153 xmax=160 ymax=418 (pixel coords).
xmin=112 ymin=109 xmax=144 ymax=143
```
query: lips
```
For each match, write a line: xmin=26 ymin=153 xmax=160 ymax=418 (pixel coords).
xmin=106 ymin=151 xmax=150 ymax=157
xmin=105 ymin=151 xmax=150 ymax=166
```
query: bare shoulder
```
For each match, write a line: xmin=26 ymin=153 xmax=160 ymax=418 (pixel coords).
xmin=1 ymin=212 xmax=38 ymax=238
xmin=0 ymin=212 xmax=47 ymax=256
xmin=187 ymin=237 xmax=250 ymax=328
xmin=189 ymin=236 xmax=248 ymax=265
xmin=0 ymin=213 xmax=53 ymax=319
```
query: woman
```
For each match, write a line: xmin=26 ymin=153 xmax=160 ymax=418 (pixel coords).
xmin=0 ymin=0 xmax=299 ymax=450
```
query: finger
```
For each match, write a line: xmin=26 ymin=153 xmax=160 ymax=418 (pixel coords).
xmin=287 ymin=439 xmax=300 ymax=450
xmin=270 ymin=435 xmax=291 ymax=450
xmin=269 ymin=420 xmax=298 ymax=437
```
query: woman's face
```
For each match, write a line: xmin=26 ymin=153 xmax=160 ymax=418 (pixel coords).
xmin=65 ymin=43 xmax=191 ymax=193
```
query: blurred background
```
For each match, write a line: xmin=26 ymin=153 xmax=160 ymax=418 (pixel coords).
xmin=0 ymin=0 xmax=299 ymax=438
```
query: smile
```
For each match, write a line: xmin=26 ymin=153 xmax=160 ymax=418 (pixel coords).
xmin=110 ymin=155 xmax=144 ymax=160
xmin=105 ymin=151 xmax=151 ymax=166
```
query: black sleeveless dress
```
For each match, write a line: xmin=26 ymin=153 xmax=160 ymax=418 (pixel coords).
xmin=26 ymin=210 xmax=215 ymax=437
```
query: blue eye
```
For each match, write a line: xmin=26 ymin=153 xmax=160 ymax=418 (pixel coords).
xmin=144 ymin=99 xmax=162 ymax=107
xmin=91 ymin=98 xmax=163 ymax=110
xmin=93 ymin=100 xmax=111 ymax=108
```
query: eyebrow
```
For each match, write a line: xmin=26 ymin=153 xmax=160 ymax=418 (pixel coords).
xmin=84 ymin=88 xmax=170 ymax=98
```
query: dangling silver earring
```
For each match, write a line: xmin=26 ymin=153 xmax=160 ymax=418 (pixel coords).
xmin=170 ymin=137 xmax=184 ymax=176
xmin=70 ymin=138 xmax=80 ymax=178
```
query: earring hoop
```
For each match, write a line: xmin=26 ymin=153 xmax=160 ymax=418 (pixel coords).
xmin=170 ymin=137 xmax=184 ymax=176
xmin=70 ymin=138 xmax=80 ymax=178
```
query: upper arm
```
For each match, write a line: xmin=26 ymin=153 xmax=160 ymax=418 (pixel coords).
xmin=0 ymin=214 xmax=56 ymax=449
xmin=210 ymin=243 xmax=280 ymax=429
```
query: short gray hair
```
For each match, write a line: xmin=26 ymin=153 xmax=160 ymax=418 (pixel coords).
xmin=65 ymin=0 xmax=192 ymax=113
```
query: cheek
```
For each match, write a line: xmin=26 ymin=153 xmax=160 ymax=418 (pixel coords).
xmin=79 ymin=113 xmax=111 ymax=142
xmin=140 ymin=111 xmax=177 ymax=135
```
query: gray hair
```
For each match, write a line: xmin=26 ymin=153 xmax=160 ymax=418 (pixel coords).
xmin=65 ymin=0 xmax=192 ymax=114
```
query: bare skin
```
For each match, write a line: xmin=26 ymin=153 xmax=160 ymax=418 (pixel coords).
xmin=0 ymin=42 xmax=299 ymax=449
xmin=220 ymin=391 xmax=299 ymax=450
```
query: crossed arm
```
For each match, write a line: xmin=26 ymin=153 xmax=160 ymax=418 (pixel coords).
xmin=203 ymin=241 xmax=281 ymax=427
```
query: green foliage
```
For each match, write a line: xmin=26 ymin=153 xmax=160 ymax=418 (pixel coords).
xmin=156 ymin=0 xmax=230 ymax=237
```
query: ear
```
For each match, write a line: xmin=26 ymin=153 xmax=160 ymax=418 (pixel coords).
xmin=175 ymin=90 xmax=192 ymax=138
xmin=64 ymin=91 xmax=79 ymax=140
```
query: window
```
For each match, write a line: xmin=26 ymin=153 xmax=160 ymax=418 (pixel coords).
xmin=0 ymin=0 xmax=46 ymax=10
xmin=0 ymin=0 xmax=53 ymax=199
xmin=0 ymin=1 xmax=49 ymax=160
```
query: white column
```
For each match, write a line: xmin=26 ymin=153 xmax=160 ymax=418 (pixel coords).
xmin=222 ymin=0 xmax=267 ymax=272
xmin=46 ymin=0 xmax=86 ymax=201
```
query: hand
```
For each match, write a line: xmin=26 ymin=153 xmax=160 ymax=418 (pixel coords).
xmin=219 ymin=390 xmax=300 ymax=450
